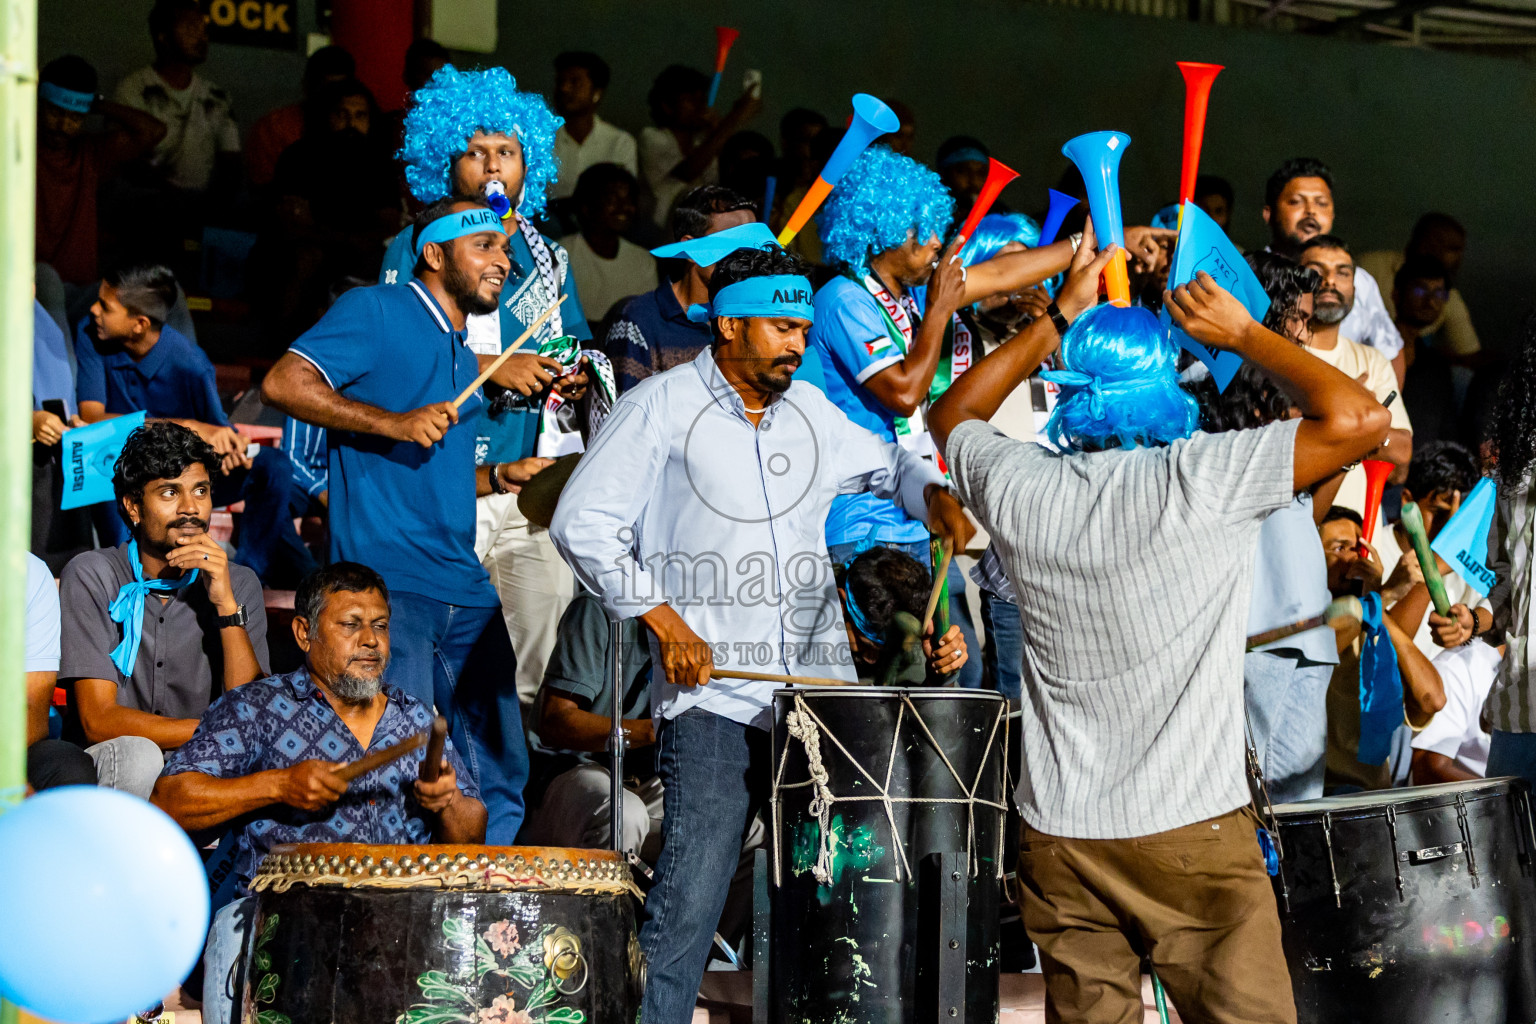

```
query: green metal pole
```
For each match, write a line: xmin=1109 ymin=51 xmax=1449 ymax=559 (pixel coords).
xmin=0 ymin=0 xmax=36 ymax=1019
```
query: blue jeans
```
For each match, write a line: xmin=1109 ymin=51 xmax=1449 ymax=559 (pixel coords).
xmin=201 ymin=894 xmax=255 ymax=1024
xmin=827 ymin=538 xmax=984 ymax=689
xmin=92 ymin=447 xmax=315 ymax=585
xmin=641 ymin=710 xmax=769 ymax=1024
xmin=980 ymin=589 xmax=1023 ymax=701
xmin=386 ymin=592 xmax=527 ymax=843
xmin=1243 ymin=651 xmax=1332 ymax=804
xmin=1487 ymin=730 xmax=1536 ymax=784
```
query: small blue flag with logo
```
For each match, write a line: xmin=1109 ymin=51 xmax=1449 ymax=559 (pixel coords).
xmin=60 ymin=411 xmax=147 ymax=510
xmin=1431 ymin=477 xmax=1498 ymax=598
xmin=1160 ymin=203 xmax=1271 ymax=392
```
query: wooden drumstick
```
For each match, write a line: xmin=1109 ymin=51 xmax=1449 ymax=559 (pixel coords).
xmin=418 ymin=716 xmax=449 ymax=783
xmin=451 ymin=294 xmax=569 ymax=409
xmin=710 ymin=668 xmax=859 ymax=687
xmin=331 ymin=730 xmax=430 ymax=783
xmin=1245 ymin=596 xmax=1363 ymax=651
xmin=922 ymin=536 xmax=955 ymax=636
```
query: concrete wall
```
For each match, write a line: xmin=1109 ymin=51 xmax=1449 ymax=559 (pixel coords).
xmin=39 ymin=0 xmax=1536 ymax=346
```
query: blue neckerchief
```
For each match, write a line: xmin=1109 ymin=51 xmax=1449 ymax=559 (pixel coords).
xmin=1356 ymin=592 xmax=1404 ymax=766
xmin=108 ymin=539 xmax=199 ymax=677
xmin=685 ymin=275 xmax=815 ymax=324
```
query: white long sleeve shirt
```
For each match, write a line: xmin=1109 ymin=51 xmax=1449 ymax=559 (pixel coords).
xmin=550 ymin=346 xmax=947 ymax=728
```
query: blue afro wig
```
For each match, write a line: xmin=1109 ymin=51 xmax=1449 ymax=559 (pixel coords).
xmin=1043 ymin=303 xmax=1199 ymax=452
xmin=960 ymin=213 xmax=1040 ymax=267
xmin=399 ymin=64 xmax=562 ymax=217
xmin=816 ymin=146 xmax=954 ymax=274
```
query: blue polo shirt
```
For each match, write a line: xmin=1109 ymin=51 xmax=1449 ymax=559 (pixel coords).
xmin=802 ymin=276 xmax=928 ymax=548
xmin=380 ymin=224 xmax=590 ymax=463
xmin=73 ymin=320 xmax=225 ymax=423
xmin=289 ymin=280 xmax=495 ymax=607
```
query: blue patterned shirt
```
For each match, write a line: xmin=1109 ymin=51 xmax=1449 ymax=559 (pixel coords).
xmin=162 ymin=668 xmax=478 ymax=893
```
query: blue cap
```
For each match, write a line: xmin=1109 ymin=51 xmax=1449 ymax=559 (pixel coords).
xmin=651 ymin=222 xmax=780 ymax=266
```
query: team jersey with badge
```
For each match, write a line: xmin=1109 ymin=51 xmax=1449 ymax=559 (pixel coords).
xmin=802 ymin=276 xmax=971 ymax=548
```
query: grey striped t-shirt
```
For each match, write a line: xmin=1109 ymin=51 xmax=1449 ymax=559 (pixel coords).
xmin=948 ymin=418 xmax=1298 ymax=839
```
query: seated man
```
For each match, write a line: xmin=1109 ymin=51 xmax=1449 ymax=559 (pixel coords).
xmin=1412 ymin=641 xmax=1502 ymax=784
xmin=153 ymin=562 xmax=486 ymax=1024
xmin=1319 ymin=507 xmax=1444 ymax=791
xmin=59 ymin=422 xmax=270 ymax=797
xmin=74 ymin=263 xmax=313 ymax=584
xmin=25 ymin=551 xmax=97 ymax=791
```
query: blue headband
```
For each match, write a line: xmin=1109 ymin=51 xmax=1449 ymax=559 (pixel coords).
xmin=843 ymin=585 xmax=880 ymax=645
xmin=414 ymin=207 xmax=506 ymax=259
xmin=40 ymin=81 xmax=93 ymax=114
xmin=938 ymin=146 xmax=989 ymax=169
xmin=686 ymin=276 xmax=815 ymax=324
xmin=652 ymin=222 xmax=780 ymax=266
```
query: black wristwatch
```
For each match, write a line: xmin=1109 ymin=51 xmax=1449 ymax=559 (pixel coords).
xmin=217 ymin=604 xmax=249 ymax=629
xmin=1045 ymin=301 xmax=1071 ymax=338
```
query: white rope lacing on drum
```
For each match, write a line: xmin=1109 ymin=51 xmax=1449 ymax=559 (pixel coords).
xmin=772 ymin=693 xmax=1008 ymax=889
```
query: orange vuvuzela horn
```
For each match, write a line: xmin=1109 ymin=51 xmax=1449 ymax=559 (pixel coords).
xmin=951 ymin=158 xmax=1020 ymax=248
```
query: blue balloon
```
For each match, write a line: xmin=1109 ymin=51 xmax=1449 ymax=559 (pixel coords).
xmin=0 ymin=786 xmax=209 ymax=1023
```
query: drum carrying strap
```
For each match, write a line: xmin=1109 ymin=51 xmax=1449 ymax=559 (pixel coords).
xmin=1243 ymin=711 xmax=1284 ymax=879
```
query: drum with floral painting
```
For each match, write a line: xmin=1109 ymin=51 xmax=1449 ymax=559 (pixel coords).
xmin=240 ymin=844 xmax=643 ymax=1024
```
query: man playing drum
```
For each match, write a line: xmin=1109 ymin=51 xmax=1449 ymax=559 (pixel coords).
xmin=929 ymin=225 xmax=1391 ymax=1024
xmin=153 ymin=562 xmax=486 ymax=1024
xmin=549 ymin=223 xmax=973 ymax=1024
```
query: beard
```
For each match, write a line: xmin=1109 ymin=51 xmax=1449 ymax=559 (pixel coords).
xmin=1312 ymin=289 xmax=1352 ymax=326
xmin=754 ymin=355 xmax=800 ymax=395
xmin=329 ymin=668 xmax=384 ymax=705
xmin=443 ymin=249 xmax=500 ymax=316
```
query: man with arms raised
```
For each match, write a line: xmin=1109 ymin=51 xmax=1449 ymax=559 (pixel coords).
xmin=929 ymin=226 xmax=1390 ymax=1024
xmin=550 ymin=230 xmax=971 ymax=1024
xmin=155 ymin=562 xmax=485 ymax=1024
xmin=263 ymin=197 xmax=541 ymax=841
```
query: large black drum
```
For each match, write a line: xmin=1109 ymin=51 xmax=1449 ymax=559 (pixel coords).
xmin=770 ymin=688 xmax=1008 ymax=1024
xmin=1271 ymin=779 xmax=1536 ymax=1023
xmin=241 ymin=844 xmax=643 ymax=1024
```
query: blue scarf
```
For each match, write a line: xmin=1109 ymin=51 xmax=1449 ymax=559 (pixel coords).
xmin=108 ymin=540 xmax=199 ymax=677
xmin=1356 ymin=592 xmax=1404 ymax=767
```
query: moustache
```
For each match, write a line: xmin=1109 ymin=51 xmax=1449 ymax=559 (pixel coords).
xmin=168 ymin=516 xmax=208 ymax=532
xmin=1316 ymin=289 xmax=1345 ymax=304
xmin=1297 ymin=218 xmax=1321 ymax=233
xmin=773 ymin=355 xmax=802 ymax=370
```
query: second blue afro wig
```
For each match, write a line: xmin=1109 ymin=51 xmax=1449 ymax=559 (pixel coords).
xmin=816 ymin=146 xmax=954 ymax=274
xmin=399 ymin=64 xmax=562 ymax=217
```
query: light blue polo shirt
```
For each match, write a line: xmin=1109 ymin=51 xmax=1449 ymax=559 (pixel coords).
xmin=290 ymin=280 xmax=495 ymax=607
xmin=802 ymin=276 xmax=928 ymax=549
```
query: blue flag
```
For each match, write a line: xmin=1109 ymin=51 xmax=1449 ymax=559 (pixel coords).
xmin=1431 ymin=477 xmax=1498 ymax=598
xmin=1160 ymin=203 xmax=1271 ymax=392
xmin=60 ymin=412 xmax=148 ymax=510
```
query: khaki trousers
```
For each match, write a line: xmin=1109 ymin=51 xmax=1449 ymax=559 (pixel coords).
xmin=1017 ymin=807 xmax=1297 ymax=1024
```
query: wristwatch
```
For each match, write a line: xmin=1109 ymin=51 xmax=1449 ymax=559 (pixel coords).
xmin=1045 ymin=301 xmax=1071 ymax=338
xmin=217 ymin=604 xmax=249 ymax=629
xmin=489 ymin=462 xmax=511 ymax=495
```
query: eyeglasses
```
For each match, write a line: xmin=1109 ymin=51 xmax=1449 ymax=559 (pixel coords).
xmin=1409 ymin=284 xmax=1449 ymax=300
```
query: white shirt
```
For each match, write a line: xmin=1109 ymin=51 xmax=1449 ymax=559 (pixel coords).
xmin=1414 ymin=641 xmax=1501 ymax=776
xmin=1338 ymin=265 xmax=1406 ymax=361
xmin=551 ymin=116 xmax=639 ymax=200
xmin=549 ymin=346 xmax=947 ymax=728
xmin=113 ymin=66 xmax=240 ymax=192
xmin=559 ymin=233 xmax=658 ymax=324
xmin=638 ymin=126 xmax=718 ymax=229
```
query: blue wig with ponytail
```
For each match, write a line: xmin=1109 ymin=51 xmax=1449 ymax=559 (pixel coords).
xmin=1042 ymin=304 xmax=1199 ymax=452
xmin=817 ymin=146 xmax=953 ymax=275
xmin=399 ymin=64 xmax=562 ymax=217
